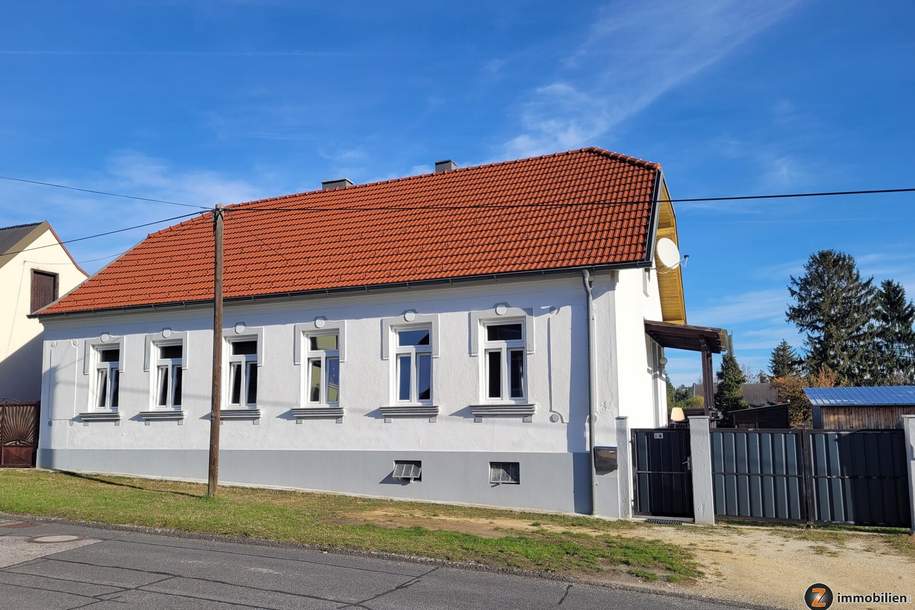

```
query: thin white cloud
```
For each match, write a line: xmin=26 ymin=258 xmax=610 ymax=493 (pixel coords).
xmin=503 ymin=1 xmax=800 ymax=157
xmin=690 ymin=288 xmax=787 ymax=327
xmin=106 ymin=151 xmax=262 ymax=206
xmin=737 ymin=324 xmax=802 ymax=351
xmin=0 ymin=151 xmax=268 ymax=273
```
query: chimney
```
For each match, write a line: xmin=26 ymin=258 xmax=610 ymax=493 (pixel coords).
xmin=434 ymin=160 xmax=457 ymax=174
xmin=322 ymin=178 xmax=354 ymax=191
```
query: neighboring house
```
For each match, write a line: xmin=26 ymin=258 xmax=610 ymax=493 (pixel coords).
xmin=805 ymin=386 xmax=915 ymax=429
xmin=0 ymin=222 xmax=87 ymax=402
xmin=34 ymin=147 xmax=724 ymax=517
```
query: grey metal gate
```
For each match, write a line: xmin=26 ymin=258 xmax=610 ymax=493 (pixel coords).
xmin=711 ymin=429 xmax=910 ymax=528
xmin=632 ymin=428 xmax=693 ymax=518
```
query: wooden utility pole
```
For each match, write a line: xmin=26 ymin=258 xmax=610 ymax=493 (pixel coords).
xmin=207 ymin=205 xmax=224 ymax=497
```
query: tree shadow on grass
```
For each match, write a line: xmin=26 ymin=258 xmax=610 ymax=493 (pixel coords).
xmin=57 ymin=471 xmax=202 ymax=499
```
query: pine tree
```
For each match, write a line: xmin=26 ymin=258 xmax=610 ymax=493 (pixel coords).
xmin=714 ymin=352 xmax=748 ymax=420
xmin=872 ymin=280 xmax=915 ymax=384
xmin=786 ymin=250 xmax=876 ymax=384
xmin=769 ymin=340 xmax=801 ymax=378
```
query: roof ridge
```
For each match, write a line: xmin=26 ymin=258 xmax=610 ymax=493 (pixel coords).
xmin=224 ymin=146 xmax=659 ymax=211
xmin=0 ymin=221 xmax=44 ymax=232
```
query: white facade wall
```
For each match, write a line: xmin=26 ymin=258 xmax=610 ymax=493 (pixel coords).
xmin=0 ymin=229 xmax=86 ymax=401
xmin=39 ymin=271 xmax=666 ymax=515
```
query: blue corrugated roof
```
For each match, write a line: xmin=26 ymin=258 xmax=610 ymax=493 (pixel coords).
xmin=804 ymin=386 xmax=915 ymax=407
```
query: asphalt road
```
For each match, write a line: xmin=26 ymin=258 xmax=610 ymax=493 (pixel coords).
xmin=0 ymin=517 xmax=747 ymax=610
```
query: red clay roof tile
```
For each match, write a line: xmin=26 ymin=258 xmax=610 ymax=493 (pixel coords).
xmin=40 ymin=147 xmax=660 ymax=316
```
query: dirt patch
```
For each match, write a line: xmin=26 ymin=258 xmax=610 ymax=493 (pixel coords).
xmin=353 ymin=508 xmax=915 ymax=609
xmin=353 ymin=509 xmax=581 ymax=538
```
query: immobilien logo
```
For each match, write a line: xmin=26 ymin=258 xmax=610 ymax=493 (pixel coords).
xmin=805 ymin=583 xmax=910 ymax=609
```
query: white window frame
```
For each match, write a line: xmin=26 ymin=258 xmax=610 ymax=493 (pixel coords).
xmin=154 ymin=341 xmax=184 ymax=410
xmin=225 ymin=337 xmax=259 ymax=409
xmin=92 ymin=345 xmax=121 ymax=412
xmin=303 ymin=330 xmax=340 ymax=407
xmin=480 ymin=319 xmax=528 ymax=403
xmin=392 ymin=325 xmax=433 ymax=405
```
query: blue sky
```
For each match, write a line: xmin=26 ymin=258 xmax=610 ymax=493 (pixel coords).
xmin=1 ymin=1 xmax=914 ymax=385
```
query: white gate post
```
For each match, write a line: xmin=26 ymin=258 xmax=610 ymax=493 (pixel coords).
xmin=902 ymin=415 xmax=915 ymax=535
xmin=615 ymin=416 xmax=632 ymax=519
xmin=688 ymin=416 xmax=715 ymax=525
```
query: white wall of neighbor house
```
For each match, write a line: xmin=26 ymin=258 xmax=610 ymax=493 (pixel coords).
xmin=0 ymin=229 xmax=86 ymax=401
xmin=38 ymin=270 xmax=665 ymax=514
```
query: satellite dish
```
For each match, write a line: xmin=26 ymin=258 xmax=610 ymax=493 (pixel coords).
xmin=655 ymin=238 xmax=681 ymax=269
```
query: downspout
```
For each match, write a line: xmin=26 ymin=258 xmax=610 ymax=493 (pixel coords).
xmin=581 ymin=269 xmax=598 ymax=514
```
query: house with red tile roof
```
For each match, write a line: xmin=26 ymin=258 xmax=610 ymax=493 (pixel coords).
xmin=33 ymin=147 xmax=724 ymax=517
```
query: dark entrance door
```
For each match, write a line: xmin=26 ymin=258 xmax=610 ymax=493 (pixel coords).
xmin=631 ymin=428 xmax=693 ymax=518
xmin=0 ymin=403 xmax=40 ymax=467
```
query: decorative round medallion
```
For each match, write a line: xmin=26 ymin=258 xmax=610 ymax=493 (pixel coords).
xmin=314 ymin=316 xmax=327 ymax=328
xmin=161 ymin=328 xmax=172 ymax=339
xmin=100 ymin=333 xmax=111 ymax=343
xmin=234 ymin=323 xmax=246 ymax=334
xmin=403 ymin=310 xmax=417 ymax=322
xmin=494 ymin=304 xmax=508 ymax=316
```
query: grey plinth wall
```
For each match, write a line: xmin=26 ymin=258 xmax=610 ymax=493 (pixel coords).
xmin=688 ymin=416 xmax=715 ymax=525
xmin=903 ymin=415 xmax=915 ymax=534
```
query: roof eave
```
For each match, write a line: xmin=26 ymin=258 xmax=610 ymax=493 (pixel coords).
xmin=34 ymin=259 xmax=651 ymax=320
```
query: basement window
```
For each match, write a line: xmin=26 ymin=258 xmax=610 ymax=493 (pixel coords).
xmin=392 ymin=460 xmax=422 ymax=481
xmin=489 ymin=462 xmax=520 ymax=485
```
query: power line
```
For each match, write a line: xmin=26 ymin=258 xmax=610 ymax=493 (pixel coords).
xmin=3 ymin=182 xmax=913 ymax=262
xmin=225 ymin=186 xmax=915 ymax=214
xmin=0 ymin=175 xmax=211 ymax=210
xmin=673 ymin=187 xmax=915 ymax=203
xmin=2 ymin=211 xmax=203 ymax=257
xmin=23 ymin=251 xmax=124 ymax=264
xmin=4 ymin=168 xmax=911 ymax=215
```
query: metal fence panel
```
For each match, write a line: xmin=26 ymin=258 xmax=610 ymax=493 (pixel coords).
xmin=809 ymin=430 xmax=910 ymax=527
xmin=712 ymin=428 xmax=910 ymax=528
xmin=712 ymin=429 xmax=806 ymax=521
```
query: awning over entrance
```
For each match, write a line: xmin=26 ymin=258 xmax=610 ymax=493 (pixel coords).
xmin=644 ymin=320 xmax=730 ymax=417
xmin=644 ymin=320 xmax=728 ymax=353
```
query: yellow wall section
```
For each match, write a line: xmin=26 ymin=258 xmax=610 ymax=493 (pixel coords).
xmin=655 ymin=180 xmax=687 ymax=324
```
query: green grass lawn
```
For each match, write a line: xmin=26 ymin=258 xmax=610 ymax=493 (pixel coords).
xmin=0 ymin=469 xmax=699 ymax=582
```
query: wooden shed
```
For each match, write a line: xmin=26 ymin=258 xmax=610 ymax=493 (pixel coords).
xmin=805 ymin=386 xmax=915 ymax=430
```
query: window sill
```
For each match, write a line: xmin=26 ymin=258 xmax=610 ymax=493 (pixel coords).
xmin=379 ymin=404 xmax=439 ymax=423
xmin=139 ymin=410 xmax=185 ymax=422
xmin=218 ymin=408 xmax=262 ymax=421
xmin=469 ymin=403 xmax=535 ymax=422
xmin=290 ymin=406 xmax=343 ymax=423
xmin=78 ymin=411 xmax=120 ymax=423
